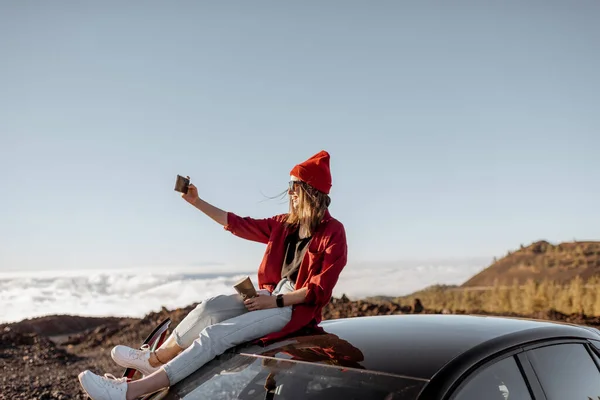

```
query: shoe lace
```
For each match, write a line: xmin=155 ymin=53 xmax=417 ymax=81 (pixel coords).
xmin=128 ymin=344 xmax=151 ymax=361
xmin=102 ymin=373 xmax=129 ymax=389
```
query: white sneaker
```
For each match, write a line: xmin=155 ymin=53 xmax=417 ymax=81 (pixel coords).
xmin=78 ymin=370 xmax=128 ymax=400
xmin=111 ymin=344 xmax=160 ymax=376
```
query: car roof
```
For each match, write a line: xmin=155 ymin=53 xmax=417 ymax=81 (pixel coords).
xmin=242 ymin=314 xmax=600 ymax=380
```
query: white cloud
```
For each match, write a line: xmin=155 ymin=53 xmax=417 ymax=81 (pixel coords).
xmin=0 ymin=261 xmax=487 ymax=323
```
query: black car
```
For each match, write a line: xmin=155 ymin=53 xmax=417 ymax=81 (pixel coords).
xmin=143 ymin=314 xmax=600 ymax=400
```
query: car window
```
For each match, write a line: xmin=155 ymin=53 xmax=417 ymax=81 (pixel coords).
xmin=451 ymin=356 xmax=532 ymax=400
xmin=163 ymin=354 xmax=426 ymax=400
xmin=527 ymin=343 xmax=600 ymax=400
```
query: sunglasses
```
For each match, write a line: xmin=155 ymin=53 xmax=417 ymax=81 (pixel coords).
xmin=288 ymin=181 xmax=303 ymax=192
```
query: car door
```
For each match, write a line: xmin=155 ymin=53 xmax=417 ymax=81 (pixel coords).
xmin=522 ymin=340 xmax=600 ymax=400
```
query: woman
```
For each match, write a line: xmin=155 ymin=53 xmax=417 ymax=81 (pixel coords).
xmin=78 ymin=150 xmax=348 ymax=400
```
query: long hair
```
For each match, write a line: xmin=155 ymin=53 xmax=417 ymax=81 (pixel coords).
xmin=285 ymin=181 xmax=331 ymax=238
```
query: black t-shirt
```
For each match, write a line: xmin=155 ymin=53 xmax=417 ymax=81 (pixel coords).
xmin=281 ymin=229 xmax=312 ymax=284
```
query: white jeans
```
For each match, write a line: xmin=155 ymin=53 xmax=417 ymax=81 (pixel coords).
xmin=162 ymin=279 xmax=294 ymax=385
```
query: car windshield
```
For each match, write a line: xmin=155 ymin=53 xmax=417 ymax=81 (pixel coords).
xmin=163 ymin=353 xmax=426 ymax=400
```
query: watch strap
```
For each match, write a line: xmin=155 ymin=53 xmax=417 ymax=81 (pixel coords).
xmin=276 ymin=294 xmax=285 ymax=308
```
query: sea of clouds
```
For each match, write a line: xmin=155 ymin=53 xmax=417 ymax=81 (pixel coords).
xmin=0 ymin=260 xmax=488 ymax=324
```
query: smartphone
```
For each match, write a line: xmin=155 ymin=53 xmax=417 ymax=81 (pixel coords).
xmin=174 ymin=175 xmax=190 ymax=194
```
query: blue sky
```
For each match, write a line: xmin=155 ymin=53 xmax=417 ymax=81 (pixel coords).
xmin=1 ymin=1 xmax=599 ymax=272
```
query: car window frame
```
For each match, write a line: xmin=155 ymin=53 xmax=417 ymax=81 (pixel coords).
xmin=520 ymin=338 xmax=600 ymax=400
xmin=589 ymin=339 xmax=600 ymax=364
xmin=447 ymin=351 xmax=538 ymax=400
xmin=585 ymin=341 xmax=600 ymax=371
xmin=514 ymin=352 xmax=547 ymax=399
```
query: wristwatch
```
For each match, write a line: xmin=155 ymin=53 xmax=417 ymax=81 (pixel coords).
xmin=276 ymin=294 xmax=285 ymax=308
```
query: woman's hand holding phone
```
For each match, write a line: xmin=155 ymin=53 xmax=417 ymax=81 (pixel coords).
xmin=182 ymin=180 xmax=199 ymax=205
xmin=175 ymin=175 xmax=199 ymax=205
xmin=176 ymin=174 xmax=228 ymax=226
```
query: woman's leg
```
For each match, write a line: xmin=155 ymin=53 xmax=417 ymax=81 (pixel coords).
xmin=163 ymin=304 xmax=292 ymax=385
xmin=152 ymin=293 xmax=251 ymax=363
xmin=112 ymin=293 xmax=249 ymax=372
xmin=171 ymin=294 xmax=249 ymax=348
xmin=125 ymin=369 xmax=170 ymax=400
xmin=115 ymin=305 xmax=291 ymax=399
xmin=149 ymin=335 xmax=179 ymax=367
xmin=151 ymin=289 xmax=269 ymax=364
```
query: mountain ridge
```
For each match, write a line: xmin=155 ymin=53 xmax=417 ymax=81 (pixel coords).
xmin=462 ymin=240 xmax=600 ymax=287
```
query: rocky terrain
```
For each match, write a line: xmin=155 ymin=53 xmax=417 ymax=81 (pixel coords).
xmin=0 ymin=304 xmax=198 ymax=400
xmin=3 ymin=296 xmax=600 ymax=400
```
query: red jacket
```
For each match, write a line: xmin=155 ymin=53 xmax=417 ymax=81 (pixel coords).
xmin=224 ymin=210 xmax=348 ymax=344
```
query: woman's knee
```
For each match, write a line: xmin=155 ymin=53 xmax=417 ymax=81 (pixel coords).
xmin=180 ymin=300 xmax=208 ymax=322
xmin=187 ymin=294 xmax=240 ymax=319
xmin=200 ymin=295 xmax=230 ymax=315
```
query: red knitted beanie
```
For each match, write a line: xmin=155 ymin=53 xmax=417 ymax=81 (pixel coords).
xmin=290 ymin=150 xmax=332 ymax=194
